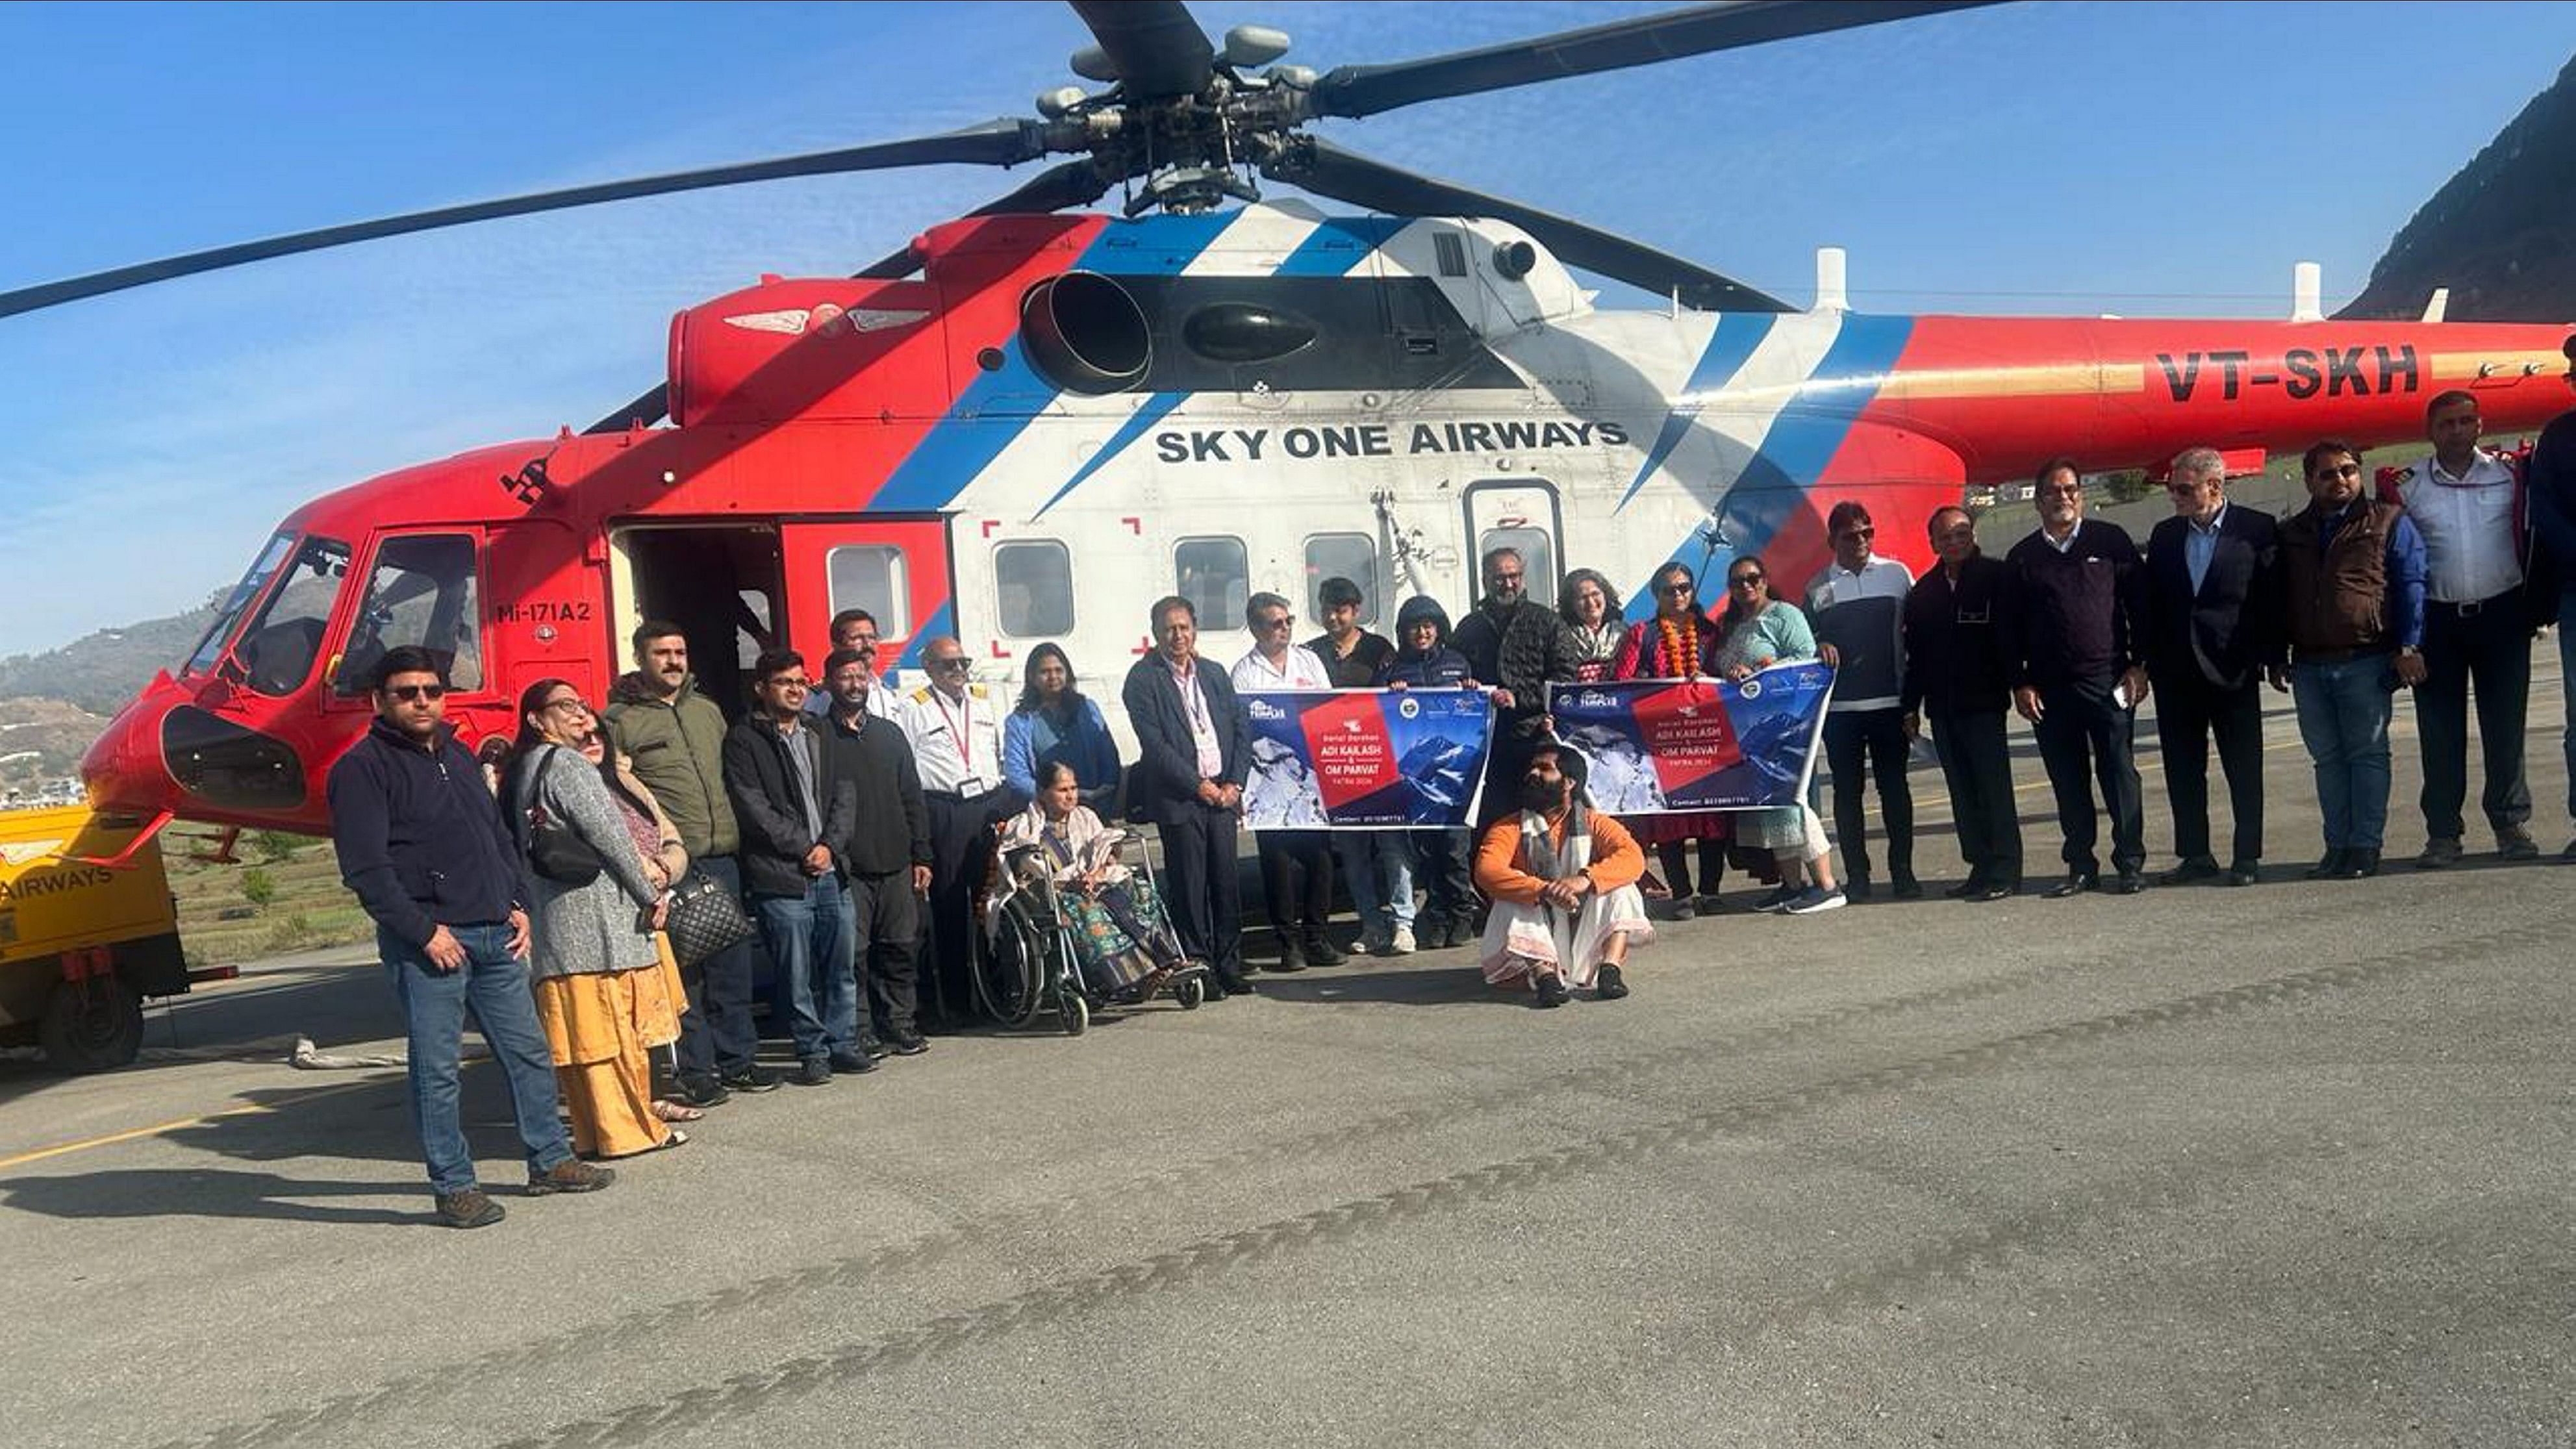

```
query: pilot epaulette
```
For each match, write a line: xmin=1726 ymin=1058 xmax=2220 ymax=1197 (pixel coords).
xmin=907 ymin=685 xmax=936 ymax=705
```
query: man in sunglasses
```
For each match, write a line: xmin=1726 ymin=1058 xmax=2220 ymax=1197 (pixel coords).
xmin=1231 ymin=591 xmax=1345 ymax=971
xmin=328 ymin=646 xmax=613 ymax=1228
xmin=898 ymin=637 xmax=1015 ymax=1026
xmin=1804 ymin=500 xmax=1920 ymax=901
xmin=2275 ymin=440 xmax=2428 ymax=880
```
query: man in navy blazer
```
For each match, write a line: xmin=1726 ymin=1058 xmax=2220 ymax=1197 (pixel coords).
xmin=2143 ymin=446 xmax=2284 ymax=887
xmin=1121 ymin=594 xmax=1256 ymax=997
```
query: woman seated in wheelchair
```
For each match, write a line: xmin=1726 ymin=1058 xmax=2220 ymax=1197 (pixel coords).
xmin=1000 ymin=761 xmax=1194 ymax=998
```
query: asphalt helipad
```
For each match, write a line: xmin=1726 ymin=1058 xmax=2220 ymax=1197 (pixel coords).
xmin=4 ymin=670 xmax=2571 ymax=1448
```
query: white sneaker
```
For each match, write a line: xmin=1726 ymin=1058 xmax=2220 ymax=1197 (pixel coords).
xmin=1389 ymin=924 xmax=1417 ymax=955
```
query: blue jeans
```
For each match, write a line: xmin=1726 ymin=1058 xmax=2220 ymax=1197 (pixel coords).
xmin=2560 ymin=588 xmax=2576 ymax=820
xmin=2292 ymin=655 xmax=2398 ymax=850
xmin=379 ymin=922 xmax=572 ymax=1196
xmin=1333 ymin=832 xmax=1415 ymax=937
xmin=757 ymin=873 xmax=856 ymax=1063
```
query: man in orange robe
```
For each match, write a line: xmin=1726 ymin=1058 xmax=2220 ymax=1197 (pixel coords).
xmin=1472 ymin=741 xmax=1654 ymax=1008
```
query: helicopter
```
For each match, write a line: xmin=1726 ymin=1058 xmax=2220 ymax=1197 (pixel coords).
xmin=19 ymin=0 xmax=2568 ymax=845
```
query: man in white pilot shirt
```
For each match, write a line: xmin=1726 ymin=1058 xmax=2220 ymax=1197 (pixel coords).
xmin=897 ymin=636 xmax=1013 ymax=1026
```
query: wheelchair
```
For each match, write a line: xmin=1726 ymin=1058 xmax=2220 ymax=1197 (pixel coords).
xmin=976 ymin=827 xmax=1209 ymax=1035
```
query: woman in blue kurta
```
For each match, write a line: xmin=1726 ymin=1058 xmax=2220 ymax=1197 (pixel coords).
xmin=1003 ymin=642 xmax=1122 ymax=814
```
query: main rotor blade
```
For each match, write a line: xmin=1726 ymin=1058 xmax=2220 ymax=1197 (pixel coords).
xmin=1265 ymin=138 xmax=1791 ymax=314
xmin=1307 ymin=0 xmax=1996 ymax=119
xmin=0 ymin=120 xmax=1052 ymax=320
xmin=1069 ymin=0 xmax=1217 ymax=97
xmin=583 ymin=160 xmax=1113 ymax=434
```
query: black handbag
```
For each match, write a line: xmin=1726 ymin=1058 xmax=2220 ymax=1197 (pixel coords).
xmin=520 ymin=748 xmax=601 ymax=886
xmin=664 ymin=868 xmax=753 ymax=967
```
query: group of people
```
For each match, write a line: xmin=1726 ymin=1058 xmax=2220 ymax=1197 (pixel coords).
xmin=327 ymin=357 xmax=2576 ymax=1228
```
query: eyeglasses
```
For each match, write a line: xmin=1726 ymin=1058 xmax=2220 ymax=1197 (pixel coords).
xmin=768 ymin=676 xmax=811 ymax=691
xmin=1660 ymin=582 xmax=1695 ymax=596
xmin=1256 ymin=613 xmax=1295 ymax=630
xmin=386 ymin=683 xmax=446 ymax=702
xmin=541 ymin=696 xmax=592 ymax=717
xmin=2314 ymin=462 xmax=2362 ymax=479
xmin=1836 ymin=526 xmax=1876 ymax=542
xmin=1728 ymin=574 xmax=1765 ymax=589
xmin=929 ymin=657 xmax=971 ymax=672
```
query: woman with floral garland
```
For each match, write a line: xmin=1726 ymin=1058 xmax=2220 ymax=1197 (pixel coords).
xmin=1610 ymin=562 xmax=1735 ymax=916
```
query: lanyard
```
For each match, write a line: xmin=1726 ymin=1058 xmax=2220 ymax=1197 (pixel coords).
xmin=1175 ymin=664 xmax=1211 ymax=734
xmin=933 ymin=690 xmax=974 ymax=771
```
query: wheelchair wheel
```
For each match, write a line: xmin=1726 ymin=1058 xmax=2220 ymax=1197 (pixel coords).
xmin=1176 ymin=976 xmax=1206 ymax=1011
xmin=978 ymin=909 xmax=1047 ymax=1027
xmin=1056 ymin=982 xmax=1089 ymax=1037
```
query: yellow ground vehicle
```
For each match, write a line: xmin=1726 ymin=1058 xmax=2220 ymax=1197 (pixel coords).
xmin=0 ymin=805 xmax=220 ymax=1071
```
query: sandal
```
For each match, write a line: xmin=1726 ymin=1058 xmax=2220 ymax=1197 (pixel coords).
xmin=651 ymin=1100 xmax=706 ymax=1124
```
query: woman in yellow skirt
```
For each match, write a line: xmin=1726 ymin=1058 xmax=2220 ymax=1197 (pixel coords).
xmin=500 ymin=679 xmax=690 ymax=1159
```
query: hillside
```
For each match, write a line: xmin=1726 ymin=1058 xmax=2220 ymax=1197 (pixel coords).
xmin=0 ymin=595 xmax=220 ymax=715
xmin=2340 ymin=55 xmax=2576 ymax=322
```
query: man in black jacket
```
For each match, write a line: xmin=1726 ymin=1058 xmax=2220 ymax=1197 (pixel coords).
xmin=2008 ymin=459 xmax=2151 ymax=897
xmin=1121 ymin=595 xmax=1256 ymax=997
xmin=1902 ymin=507 xmax=2022 ymax=901
xmin=722 ymin=649 xmax=862 ymax=1087
xmin=327 ymin=647 xmax=612 ymax=1229
xmin=1449 ymin=546 xmax=1579 ymax=824
xmin=2143 ymin=446 xmax=2283 ymax=887
xmin=820 ymin=646 xmax=933 ymax=1058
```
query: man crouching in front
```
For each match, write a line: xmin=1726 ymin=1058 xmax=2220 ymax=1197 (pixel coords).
xmin=1471 ymin=740 xmax=1654 ymax=1009
xmin=327 ymin=646 xmax=614 ymax=1228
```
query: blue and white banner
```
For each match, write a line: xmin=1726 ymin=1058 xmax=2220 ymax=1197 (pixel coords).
xmin=1240 ymin=688 xmax=1491 ymax=830
xmin=1546 ymin=664 xmax=1835 ymax=813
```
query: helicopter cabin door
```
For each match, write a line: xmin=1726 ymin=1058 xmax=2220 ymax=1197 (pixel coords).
xmin=777 ymin=518 xmax=953 ymax=677
xmin=1461 ymin=479 xmax=1563 ymax=603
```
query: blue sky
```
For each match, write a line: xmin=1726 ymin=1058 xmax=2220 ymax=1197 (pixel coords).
xmin=4 ymin=0 xmax=2572 ymax=659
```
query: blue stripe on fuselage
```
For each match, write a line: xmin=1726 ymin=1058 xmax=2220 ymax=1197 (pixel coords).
xmin=1616 ymin=312 xmax=1779 ymax=510
xmin=1625 ymin=314 xmax=1917 ymax=619
xmin=871 ymin=214 xmax=1238 ymax=513
xmin=895 ymin=599 xmax=955 ymax=669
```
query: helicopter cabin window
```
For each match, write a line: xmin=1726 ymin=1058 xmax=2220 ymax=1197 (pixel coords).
xmin=994 ymin=540 xmax=1074 ymax=638
xmin=186 ymin=531 xmax=299 ymax=677
xmin=1432 ymin=231 xmax=1469 ymax=279
xmin=826 ymin=545 xmax=909 ymax=639
xmin=1174 ymin=536 xmax=1248 ymax=632
xmin=235 ymin=536 xmax=351 ymax=697
xmin=1479 ymin=526 xmax=1555 ymax=603
xmin=1302 ymin=534 xmax=1378 ymax=625
xmin=333 ymin=534 xmax=483 ymax=697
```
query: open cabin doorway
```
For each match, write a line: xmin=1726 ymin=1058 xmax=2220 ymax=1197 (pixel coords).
xmin=608 ymin=523 xmax=785 ymax=722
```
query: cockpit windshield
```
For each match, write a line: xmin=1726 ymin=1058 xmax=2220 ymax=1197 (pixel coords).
xmin=183 ymin=532 xmax=298 ymax=677
xmin=203 ymin=535 xmax=353 ymax=696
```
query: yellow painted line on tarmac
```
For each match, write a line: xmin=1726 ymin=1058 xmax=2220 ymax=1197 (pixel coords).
xmin=0 ymin=1077 xmax=385 ymax=1171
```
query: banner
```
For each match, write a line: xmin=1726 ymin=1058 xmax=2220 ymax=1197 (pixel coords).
xmin=1546 ymin=663 xmax=1835 ymax=813
xmin=1240 ymin=688 xmax=1491 ymax=830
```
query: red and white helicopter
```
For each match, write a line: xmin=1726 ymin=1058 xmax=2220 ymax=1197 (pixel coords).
xmin=19 ymin=0 xmax=2566 ymax=844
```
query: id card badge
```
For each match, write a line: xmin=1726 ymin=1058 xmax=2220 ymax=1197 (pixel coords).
xmin=957 ymin=774 xmax=991 ymax=798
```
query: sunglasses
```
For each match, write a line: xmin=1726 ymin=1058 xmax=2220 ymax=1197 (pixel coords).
xmin=929 ymin=657 xmax=971 ymax=672
xmin=1836 ymin=526 xmax=1876 ymax=542
xmin=386 ymin=683 xmax=447 ymax=702
xmin=1728 ymin=573 xmax=1765 ymax=588
xmin=1659 ymin=581 xmax=1695 ymax=596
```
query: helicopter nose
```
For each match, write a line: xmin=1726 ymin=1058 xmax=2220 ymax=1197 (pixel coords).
xmin=81 ymin=675 xmax=310 ymax=820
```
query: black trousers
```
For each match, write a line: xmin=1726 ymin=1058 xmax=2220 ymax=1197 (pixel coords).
xmin=1928 ymin=707 xmax=2021 ymax=887
xmin=1654 ymin=839 xmax=1728 ymax=898
xmin=1409 ymin=828 xmax=1477 ymax=930
xmin=924 ymin=788 xmax=1006 ymax=1023
xmin=848 ymin=868 xmax=920 ymax=1040
xmin=1155 ymin=807 xmax=1244 ymax=979
xmin=2032 ymin=677 xmax=2145 ymax=877
xmin=2153 ymin=672 xmax=2266 ymax=865
xmin=1255 ymin=829 xmax=1334 ymax=946
xmin=1823 ymin=708 xmax=1915 ymax=881
xmin=2418 ymin=592 xmax=2533 ymax=839
xmin=673 ymin=852 xmax=759 ymax=1078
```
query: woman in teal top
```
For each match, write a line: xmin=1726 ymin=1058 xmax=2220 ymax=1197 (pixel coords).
xmin=1713 ymin=555 xmax=1847 ymax=914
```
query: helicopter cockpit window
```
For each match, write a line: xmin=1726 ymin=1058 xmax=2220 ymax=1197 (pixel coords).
xmin=826 ymin=546 xmax=909 ymax=640
xmin=1478 ymin=526 xmax=1556 ymax=603
xmin=184 ymin=531 xmax=299 ymax=677
xmin=333 ymin=534 xmax=483 ymax=697
xmin=1175 ymin=536 xmax=1248 ymax=633
xmin=234 ymin=536 xmax=351 ymax=697
xmin=1303 ymin=534 xmax=1378 ymax=625
xmin=994 ymin=541 xmax=1074 ymax=638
